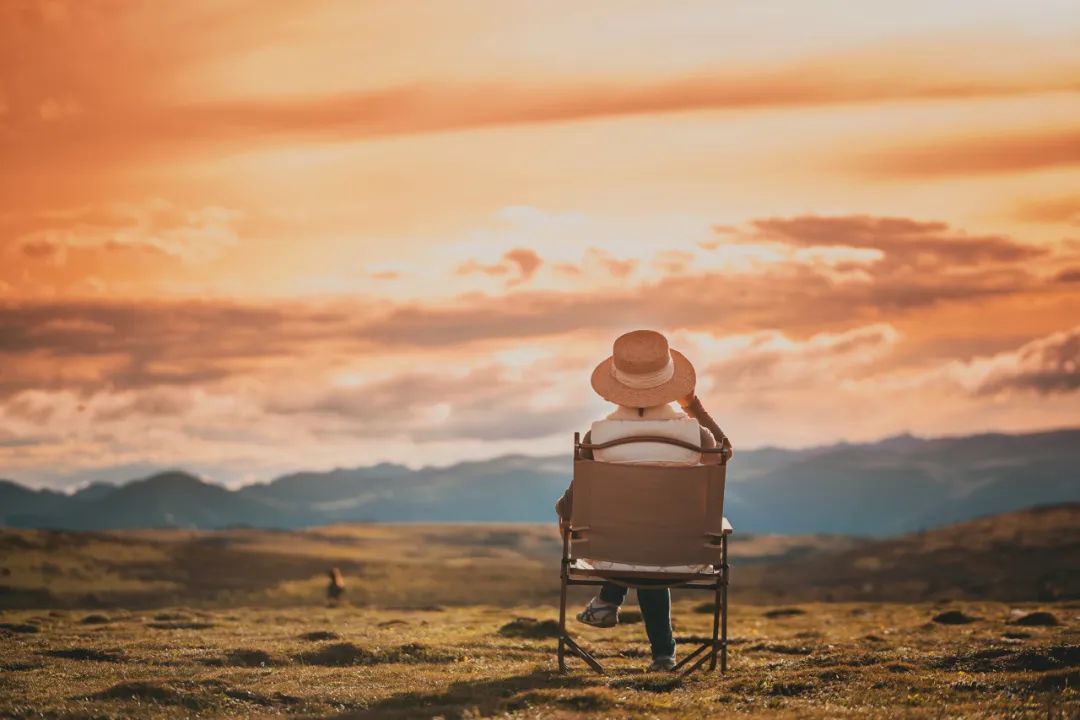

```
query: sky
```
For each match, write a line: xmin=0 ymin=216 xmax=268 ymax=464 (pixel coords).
xmin=2 ymin=0 xmax=1079 ymax=489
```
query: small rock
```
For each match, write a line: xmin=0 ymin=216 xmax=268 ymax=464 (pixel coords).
xmin=498 ymin=617 xmax=561 ymax=639
xmin=0 ymin=623 xmax=39 ymax=634
xmin=932 ymin=610 xmax=978 ymax=625
xmin=763 ymin=607 xmax=806 ymax=619
xmin=299 ymin=630 xmax=340 ymax=642
xmin=1009 ymin=611 xmax=1059 ymax=627
xmin=1003 ymin=630 xmax=1032 ymax=639
xmin=80 ymin=614 xmax=111 ymax=625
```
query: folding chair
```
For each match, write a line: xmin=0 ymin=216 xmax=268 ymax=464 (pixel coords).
xmin=558 ymin=432 xmax=731 ymax=676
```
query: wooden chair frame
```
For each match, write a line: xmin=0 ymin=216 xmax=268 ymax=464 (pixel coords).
xmin=557 ymin=432 xmax=731 ymax=676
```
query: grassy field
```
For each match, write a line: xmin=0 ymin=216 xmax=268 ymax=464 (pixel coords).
xmin=1 ymin=600 xmax=1076 ymax=719
xmin=1 ymin=508 xmax=1077 ymax=718
xmin=3 ymin=504 xmax=1076 ymax=610
xmin=0 ymin=523 xmax=871 ymax=610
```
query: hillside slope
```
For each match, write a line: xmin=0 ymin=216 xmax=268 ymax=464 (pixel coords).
xmin=741 ymin=503 xmax=1080 ymax=602
xmin=0 ymin=504 xmax=1075 ymax=609
xmin=2 ymin=429 xmax=1078 ymax=534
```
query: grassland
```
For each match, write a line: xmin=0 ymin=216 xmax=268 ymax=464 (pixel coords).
xmin=0 ymin=523 xmax=868 ymax=610
xmin=3 ymin=504 xmax=1076 ymax=610
xmin=1 ymin=600 xmax=1076 ymax=719
xmin=1 ymin=507 xmax=1077 ymax=718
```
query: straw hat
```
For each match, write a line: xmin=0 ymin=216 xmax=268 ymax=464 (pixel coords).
xmin=590 ymin=329 xmax=695 ymax=407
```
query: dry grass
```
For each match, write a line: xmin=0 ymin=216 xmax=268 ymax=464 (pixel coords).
xmin=0 ymin=512 xmax=1077 ymax=718
xmin=4 ymin=507 xmax=1076 ymax=611
xmin=0 ymin=601 xmax=1076 ymax=719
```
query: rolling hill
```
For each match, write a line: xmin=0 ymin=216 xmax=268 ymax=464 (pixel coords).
xmin=1 ymin=428 xmax=1078 ymax=535
xmin=0 ymin=504 xmax=1075 ymax=609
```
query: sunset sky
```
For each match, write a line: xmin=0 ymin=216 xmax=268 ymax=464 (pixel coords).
xmin=2 ymin=0 xmax=1079 ymax=489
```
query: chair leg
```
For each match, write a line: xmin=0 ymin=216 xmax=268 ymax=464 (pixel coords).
xmin=681 ymin=643 xmax=717 ymax=676
xmin=674 ymin=641 xmax=709 ymax=671
xmin=709 ymin=581 xmax=721 ymax=671
xmin=558 ymin=561 xmax=569 ymax=673
xmin=556 ymin=562 xmax=605 ymax=673
xmin=563 ymin=634 xmax=605 ymax=674
xmin=721 ymin=535 xmax=729 ymax=673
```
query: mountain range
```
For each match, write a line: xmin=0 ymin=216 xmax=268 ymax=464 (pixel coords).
xmin=2 ymin=428 xmax=1078 ymax=536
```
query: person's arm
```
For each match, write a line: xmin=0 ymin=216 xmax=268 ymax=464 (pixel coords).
xmin=679 ymin=394 xmax=733 ymax=461
xmin=555 ymin=485 xmax=572 ymax=531
xmin=697 ymin=426 xmax=723 ymax=465
xmin=556 ymin=430 xmax=592 ymax=531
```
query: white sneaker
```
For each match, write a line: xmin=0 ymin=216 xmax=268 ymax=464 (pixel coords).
xmin=647 ymin=655 xmax=677 ymax=672
xmin=576 ymin=596 xmax=618 ymax=628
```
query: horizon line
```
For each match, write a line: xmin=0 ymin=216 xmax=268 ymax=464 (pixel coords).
xmin=6 ymin=423 xmax=1078 ymax=494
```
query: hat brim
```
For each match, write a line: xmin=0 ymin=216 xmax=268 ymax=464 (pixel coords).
xmin=590 ymin=349 xmax=696 ymax=407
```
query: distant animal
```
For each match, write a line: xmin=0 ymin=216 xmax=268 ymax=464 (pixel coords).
xmin=327 ymin=568 xmax=345 ymax=603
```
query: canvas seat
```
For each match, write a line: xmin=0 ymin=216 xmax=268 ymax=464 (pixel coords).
xmin=558 ymin=432 xmax=732 ymax=676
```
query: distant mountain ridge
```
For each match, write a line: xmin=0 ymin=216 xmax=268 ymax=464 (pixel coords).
xmin=2 ymin=428 xmax=1078 ymax=536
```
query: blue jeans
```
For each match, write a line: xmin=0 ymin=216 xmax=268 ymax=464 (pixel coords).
xmin=599 ymin=581 xmax=675 ymax=659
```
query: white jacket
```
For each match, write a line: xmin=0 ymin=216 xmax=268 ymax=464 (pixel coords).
xmin=590 ymin=404 xmax=705 ymax=466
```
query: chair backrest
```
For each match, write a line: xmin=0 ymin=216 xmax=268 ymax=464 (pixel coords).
xmin=589 ymin=417 xmax=703 ymax=465
xmin=569 ymin=435 xmax=727 ymax=567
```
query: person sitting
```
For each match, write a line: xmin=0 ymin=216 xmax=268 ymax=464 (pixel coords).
xmin=555 ymin=329 xmax=731 ymax=672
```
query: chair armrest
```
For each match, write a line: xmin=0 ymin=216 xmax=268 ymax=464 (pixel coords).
xmin=706 ymin=518 xmax=733 ymax=537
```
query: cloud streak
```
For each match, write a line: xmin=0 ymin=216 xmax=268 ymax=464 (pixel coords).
xmin=862 ymin=128 xmax=1080 ymax=178
xmin=703 ymin=324 xmax=901 ymax=391
xmin=967 ymin=326 xmax=1080 ymax=396
xmin=1 ymin=213 xmax=1071 ymax=409
xmin=6 ymin=44 xmax=1079 ymax=177
xmin=358 ymin=214 xmax=1061 ymax=347
xmin=456 ymin=248 xmax=543 ymax=286
xmin=154 ymin=70 xmax=1080 ymax=142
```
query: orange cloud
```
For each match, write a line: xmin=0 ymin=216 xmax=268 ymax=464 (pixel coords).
xmin=456 ymin=248 xmax=543 ymax=286
xmin=962 ymin=327 xmax=1080 ymax=396
xmin=1015 ymin=195 xmax=1080 ymax=225
xmin=862 ymin=128 xmax=1080 ymax=178
xmin=2 ymin=215 xmax=1070 ymax=392
xmin=1057 ymin=268 xmax=1080 ymax=284
xmin=584 ymin=249 xmax=637 ymax=279
xmin=0 ymin=299 xmax=343 ymax=398
xmin=6 ymin=10 xmax=1079 ymax=191
xmin=265 ymin=364 xmax=591 ymax=442
xmin=0 ymin=201 xmax=244 ymax=297
xmin=702 ymin=324 xmax=901 ymax=391
xmin=750 ymin=215 xmax=1044 ymax=266
xmin=653 ymin=250 xmax=695 ymax=275
xmin=359 ymin=215 xmax=1067 ymax=348
xmin=164 ymin=70 xmax=1075 ymax=142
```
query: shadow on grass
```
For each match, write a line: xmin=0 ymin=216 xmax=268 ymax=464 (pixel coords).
xmin=87 ymin=678 xmax=302 ymax=711
xmin=330 ymin=669 xmax=602 ymax=720
xmin=297 ymin=642 xmax=461 ymax=666
xmin=45 ymin=648 xmax=126 ymax=663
